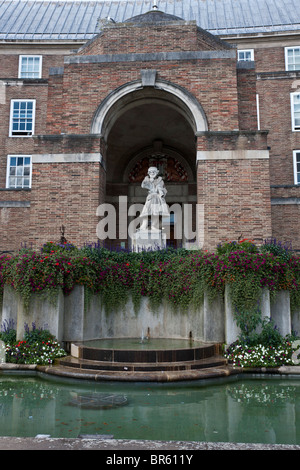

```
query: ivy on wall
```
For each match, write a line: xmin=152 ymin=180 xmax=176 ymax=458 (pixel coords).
xmin=0 ymin=240 xmax=299 ymax=319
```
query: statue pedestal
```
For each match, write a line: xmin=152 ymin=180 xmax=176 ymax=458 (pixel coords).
xmin=132 ymin=229 xmax=166 ymax=252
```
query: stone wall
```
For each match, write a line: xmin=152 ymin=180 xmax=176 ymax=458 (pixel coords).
xmin=1 ymin=284 xmax=298 ymax=347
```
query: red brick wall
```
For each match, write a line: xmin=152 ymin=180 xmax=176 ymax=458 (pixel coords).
xmin=52 ymin=56 xmax=239 ymax=135
xmin=0 ymin=54 xmax=64 ymax=79
xmin=237 ymin=66 xmax=258 ymax=130
xmin=253 ymin=44 xmax=300 ymax=249
xmin=1 ymin=21 xmax=298 ymax=252
xmin=78 ymin=23 xmax=229 ymax=56
xmin=197 ymin=131 xmax=272 ymax=250
xmin=0 ymin=82 xmax=48 ymax=189
xmin=27 ymin=161 xmax=103 ymax=249
xmin=254 ymin=46 xmax=286 ymax=73
xmin=257 ymin=75 xmax=300 ymax=185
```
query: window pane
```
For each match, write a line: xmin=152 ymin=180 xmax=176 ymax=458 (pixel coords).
xmin=34 ymin=57 xmax=40 ymax=71
xmin=10 ymin=101 xmax=34 ymax=136
xmin=9 ymin=177 xmax=16 ymax=187
xmin=7 ymin=156 xmax=31 ymax=189
xmin=287 ymin=47 xmax=300 ymax=70
xmin=19 ymin=56 xmax=41 ymax=78
xmin=296 ymin=154 xmax=300 ymax=184
xmin=238 ymin=50 xmax=253 ymax=61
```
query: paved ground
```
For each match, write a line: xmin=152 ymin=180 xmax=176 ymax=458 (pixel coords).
xmin=1 ymin=436 xmax=300 ymax=450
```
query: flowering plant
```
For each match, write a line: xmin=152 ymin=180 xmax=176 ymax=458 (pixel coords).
xmin=225 ymin=341 xmax=295 ymax=368
xmin=6 ymin=338 xmax=66 ymax=365
xmin=0 ymin=240 xmax=299 ymax=317
xmin=3 ymin=248 xmax=100 ymax=310
xmin=217 ymin=239 xmax=258 ymax=255
xmin=3 ymin=323 xmax=66 ymax=365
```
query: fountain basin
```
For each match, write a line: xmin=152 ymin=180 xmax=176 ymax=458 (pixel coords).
xmin=57 ymin=337 xmax=227 ymax=381
xmin=70 ymin=338 xmax=216 ymax=363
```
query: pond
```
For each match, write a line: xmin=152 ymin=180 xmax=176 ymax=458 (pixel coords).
xmin=1 ymin=372 xmax=300 ymax=445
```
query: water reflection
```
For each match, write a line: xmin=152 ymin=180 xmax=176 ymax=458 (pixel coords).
xmin=0 ymin=374 xmax=300 ymax=444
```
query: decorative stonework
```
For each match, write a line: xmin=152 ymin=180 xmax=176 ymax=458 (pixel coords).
xmin=129 ymin=156 xmax=188 ymax=183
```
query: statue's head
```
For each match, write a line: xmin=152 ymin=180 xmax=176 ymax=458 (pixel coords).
xmin=148 ymin=167 xmax=159 ymax=177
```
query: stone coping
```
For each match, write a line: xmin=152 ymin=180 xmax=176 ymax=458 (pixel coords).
xmin=1 ymin=362 xmax=300 ymax=378
xmin=0 ymin=362 xmax=232 ymax=382
xmin=0 ymin=436 xmax=300 ymax=451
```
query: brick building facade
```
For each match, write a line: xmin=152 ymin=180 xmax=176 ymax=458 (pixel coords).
xmin=0 ymin=1 xmax=299 ymax=252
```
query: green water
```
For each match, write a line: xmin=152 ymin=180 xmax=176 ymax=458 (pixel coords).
xmin=1 ymin=373 xmax=300 ymax=445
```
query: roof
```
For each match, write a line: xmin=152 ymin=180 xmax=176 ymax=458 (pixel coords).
xmin=124 ymin=8 xmax=184 ymax=24
xmin=0 ymin=0 xmax=300 ymax=41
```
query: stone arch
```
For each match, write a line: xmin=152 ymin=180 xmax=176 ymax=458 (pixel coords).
xmin=93 ymin=77 xmax=203 ymax=250
xmin=90 ymin=78 xmax=208 ymax=140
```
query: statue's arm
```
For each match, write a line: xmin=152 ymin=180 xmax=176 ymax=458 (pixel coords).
xmin=141 ymin=177 xmax=151 ymax=189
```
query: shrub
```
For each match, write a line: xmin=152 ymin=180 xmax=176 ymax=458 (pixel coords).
xmin=225 ymin=341 xmax=295 ymax=368
xmin=225 ymin=318 xmax=299 ymax=368
xmin=41 ymin=241 xmax=79 ymax=254
xmin=0 ymin=241 xmax=299 ymax=316
xmin=23 ymin=322 xmax=55 ymax=344
xmin=3 ymin=322 xmax=66 ymax=365
xmin=5 ymin=339 xmax=66 ymax=365
xmin=217 ymin=239 xmax=258 ymax=255
xmin=0 ymin=319 xmax=16 ymax=344
xmin=261 ymin=238 xmax=293 ymax=262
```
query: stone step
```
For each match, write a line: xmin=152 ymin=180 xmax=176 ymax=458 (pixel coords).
xmin=59 ymin=354 xmax=227 ymax=372
xmin=47 ymin=361 xmax=232 ymax=383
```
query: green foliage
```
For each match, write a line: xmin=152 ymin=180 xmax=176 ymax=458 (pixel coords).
xmin=1 ymin=239 xmax=299 ymax=368
xmin=225 ymin=317 xmax=299 ymax=368
xmin=3 ymin=323 xmax=66 ymax=365
xmin=0 ymin=240 xmax=299 ymax=318
xmin=233 ymin=306 xmax=262 ymax=339
xmin=41 ymin=241 xmax=79 ymax=254
xmin=23 ymin=322 xmax=55 ymax=344
xmin=0 ymin=319 xmax=16 ymax=344
xmin=225 ymin=340 xmax=296 ymax=368
xmin=261 ymin=238 xmax=293 ymax=262
xmin=217 ymin=239 xmax=258 ymax=255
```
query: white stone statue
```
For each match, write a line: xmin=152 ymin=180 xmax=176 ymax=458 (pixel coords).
xmin=139 ymin=166 xmax=169 ymax=231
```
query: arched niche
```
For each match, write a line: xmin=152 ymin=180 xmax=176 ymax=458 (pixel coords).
xmin=92 ymin=78 xmax=203 ymax=249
